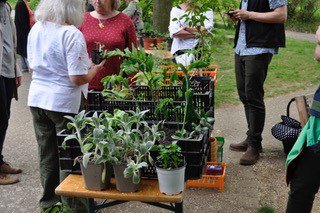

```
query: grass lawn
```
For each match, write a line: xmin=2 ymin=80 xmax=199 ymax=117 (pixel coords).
xmin=7 ymin=0 xmax=17 ymax=8
xmin=212 ymin=38 xmax=320 ymax=106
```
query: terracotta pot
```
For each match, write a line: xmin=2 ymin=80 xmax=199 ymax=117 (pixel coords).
xmin=142 ymin=38 xmax=156 ymax=50
xmin=155 ymin=37 xmax=166 ymax=47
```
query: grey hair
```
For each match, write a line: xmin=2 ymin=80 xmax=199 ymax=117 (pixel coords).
xmin=35 ymin=0 xmax=84 ymax=27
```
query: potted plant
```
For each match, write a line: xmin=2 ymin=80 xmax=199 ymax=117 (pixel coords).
xmin=62 ymin=111 xmax=114 ymax=191
xmin=154 ymin=31 xmax=168 ymax=48
xmin=92 ymin=42 xmax=107 ymax=64
xmin=156 ymin=143 xmax=186 ymax=195
xmin=141 ymin=23 xmax=156 ymax=50
xmin=106 ymin=109 xmax=164 ymax=192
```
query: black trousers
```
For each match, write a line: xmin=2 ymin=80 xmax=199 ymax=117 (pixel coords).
xmin=286 ymin=147 xmax=320 ymax=213
xmin=0 ymin=76 xmax=15 ymax=165
xmin=235 ymin=53 xmax=273 ymax=149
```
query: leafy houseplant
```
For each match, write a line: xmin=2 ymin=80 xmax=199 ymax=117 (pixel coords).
xmin=104 ymin=109 xmax=164 ymax=192
xmin=62 ymin=111 xmax=114 ymax=190
xmin=105 ymin=46 xmax=168 ymax=100
xmin=156 ymin=143 xmax=186 ymax=195
xmin=141 ymin=23 xmax=157 ymax=50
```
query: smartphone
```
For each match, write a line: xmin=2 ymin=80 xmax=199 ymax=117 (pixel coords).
xmin=225 ymin=10 xmax=234 ymax=17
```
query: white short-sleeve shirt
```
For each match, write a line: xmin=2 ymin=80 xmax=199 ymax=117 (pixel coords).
xmin=168 ymin=7 xmax=214 ymax=55
xmin=27 ymin=21 xmax=91 ymax=114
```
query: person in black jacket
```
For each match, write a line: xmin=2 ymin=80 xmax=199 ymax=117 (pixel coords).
xmin=227 ymin=0 xmax=287 ymax=165
xmin=14 ymin=0 xmax=33 ymax=72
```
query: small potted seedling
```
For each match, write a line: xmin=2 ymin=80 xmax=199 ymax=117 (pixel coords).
xmin=92 ymin=42 xmax=106 ymax=64
xmin=156 ymin=143 xmax=186 ymax=195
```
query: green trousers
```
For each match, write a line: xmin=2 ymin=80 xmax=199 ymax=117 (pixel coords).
xmin=30 ymin=107 xmax=89 ymax=212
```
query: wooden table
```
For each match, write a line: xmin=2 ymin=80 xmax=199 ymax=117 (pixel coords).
xmin=55 ymin=174 xmax=184 ymax=213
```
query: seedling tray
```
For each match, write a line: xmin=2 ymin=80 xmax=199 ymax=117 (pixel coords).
xmin=87 ymin=91 xmax=187 ymax=122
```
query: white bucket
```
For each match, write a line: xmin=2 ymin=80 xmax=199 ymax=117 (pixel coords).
xmin=156 ymin=165 xmax=186 ymax=195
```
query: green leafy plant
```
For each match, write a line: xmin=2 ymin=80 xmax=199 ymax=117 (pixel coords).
xmin=101 ymin=75 xmax=133 ymax=100
xmin=43 ymin=202 xmax=71 ymax=213
xmin=155 ymin=98 xmax=174 ymax=120
xmin=156 ymin=143 xmax=184 ymax=170
xmin=103 ymin=109 xmax=165 ymax=184
xmin=104 ymin=45 xmax=169 ymax=99
xmin=172 ymin=61 xmax=214 ymax=139
xmin=62 ymin=111 xmax=115 ymax=169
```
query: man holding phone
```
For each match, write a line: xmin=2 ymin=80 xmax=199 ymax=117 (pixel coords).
xmin=228 ymin=0 xmax=287 ymax=165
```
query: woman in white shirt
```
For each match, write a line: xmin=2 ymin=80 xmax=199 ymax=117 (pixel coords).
xmin=27 ymin=0 xmax=105 ymax=211
xmin=168 ymin=1 xmax=214 ymax=66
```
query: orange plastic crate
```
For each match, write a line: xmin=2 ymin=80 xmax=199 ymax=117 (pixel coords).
xmin=186 ymin=162 xmax=226 ymax=192
xmin=161 ymin=65 xmax=218 ymax=86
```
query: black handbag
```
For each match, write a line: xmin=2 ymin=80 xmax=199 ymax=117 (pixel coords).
xmin=271 ymin=98 xmax=302 ymax=154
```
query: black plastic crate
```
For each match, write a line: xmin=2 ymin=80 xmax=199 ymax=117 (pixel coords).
xmin=132 ymin=82 xmax=213 ymax=112
xmin=182 ymin=144 xmax=207 ymax=165
xmin=87 ymin=91 xmax=186 ymax=122
xmin=57 ymin=129 xmax=79 ymax=147
xmin=176 ymin=133 xmax=206 ymax=152
xmin=58 ymin=146 xmax=82 ymax=159
xmin=57 ymin=129 xmax=82 ymax=173
xmin=185 ymin=156 xmax=206 ymax=180
xmin=59 ymin=158 xmax=81 ymax=174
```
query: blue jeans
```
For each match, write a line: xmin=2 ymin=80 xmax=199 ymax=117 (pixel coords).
xmin=0 ymin=76 xmax=15 ymax=165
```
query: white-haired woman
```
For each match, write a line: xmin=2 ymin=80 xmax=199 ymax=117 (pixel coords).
xmin=122 ymin=0 xmax=144 ymax=38
xmin=79 ymin=0 xmax=138 ymax=90
xmin=27 ymin=0 xmax=105 ymax=211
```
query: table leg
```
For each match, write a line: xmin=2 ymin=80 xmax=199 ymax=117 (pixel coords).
xmin=88 ymin=198 xmax=96 ymax=213
xmin=175 ymin=202 xmax=183 ymax=213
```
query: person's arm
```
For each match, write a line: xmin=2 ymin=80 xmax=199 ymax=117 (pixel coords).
xmin=125 ymin=18 xmax=138 ymax=49
xmin=316 ymin=26 xmax=320 ymax=44
xmin=231 ymin=5 xmax=287 ymax=24
xmin=168 ymin=7 xmax=194 ymax=39
xmin=66 ymin=30 xmax=106 ymax=86
xmin=122 ymin=2 xmax=136 ymax=17
xmin=69 ymin=60 xmax=105 ymax=86
xmin=315 ymin=26 xmax=320 ymax=61
xmin=173 ymin=29 xmax=196 ymax=39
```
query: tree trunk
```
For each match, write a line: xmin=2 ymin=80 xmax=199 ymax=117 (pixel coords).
xmin=153 ymin=0 xmax=172 ymax=34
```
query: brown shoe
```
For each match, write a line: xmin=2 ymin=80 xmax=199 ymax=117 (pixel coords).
xmin=0 ymin=162 xmax=22 ymax=174
xmin=240 ymin=146 xmax=260 ymax=165
xmin=0 ymin=173 xmax=19 ymax=185
xmin=229 ymin=140 xmax=248 ymax=152
xmin=230 ymin=140 xmax=263 ymax=153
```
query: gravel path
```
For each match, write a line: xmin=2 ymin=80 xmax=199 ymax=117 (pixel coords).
xmin=286 ymin=30 xmax=316 ymax=42
xmin=1 ymin=31 xmax=319 ymax=212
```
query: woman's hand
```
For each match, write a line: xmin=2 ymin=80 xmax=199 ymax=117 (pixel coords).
xmin=93 ymin=59 xmax=107 ymax=71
